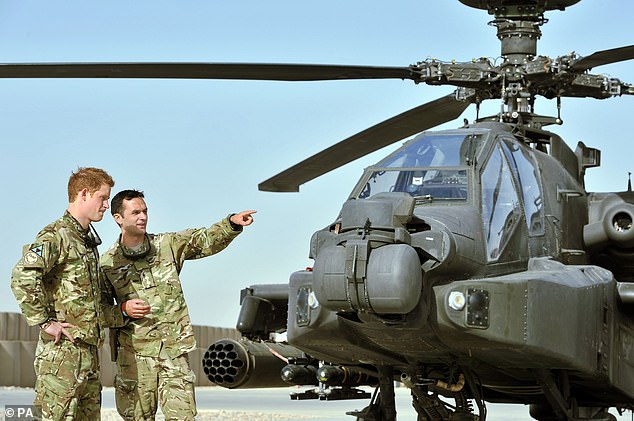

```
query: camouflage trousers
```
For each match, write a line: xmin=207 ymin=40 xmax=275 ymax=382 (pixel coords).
xmin=115 ymin=344 xmax=197 ymax=421
xmin=33 ymin=338 xmax=101 ymax=421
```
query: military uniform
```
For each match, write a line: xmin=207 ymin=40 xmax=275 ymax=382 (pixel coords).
xmin=100 ymin=217 xmax=241 ymax=421
xmin=11 ymin=212 xmax=126 ymax=421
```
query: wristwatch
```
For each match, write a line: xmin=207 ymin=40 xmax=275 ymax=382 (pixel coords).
xmin=39 ymin=320 xmax=53 ymax=330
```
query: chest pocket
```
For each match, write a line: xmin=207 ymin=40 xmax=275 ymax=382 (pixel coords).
xmin=126 ymin=260 xmax=161 ymax=308
xmin=64 ymin=242 xmax=87 ymax=265
xmin=157 ymin=260 xmax=184 ymax=298
xmin=60 ymin=242 xmax=94 ymax=288
xmin=133 ymin=260 xmax=157 ymax=290
xmin=108 ymin=263 xmax=138 ymax=300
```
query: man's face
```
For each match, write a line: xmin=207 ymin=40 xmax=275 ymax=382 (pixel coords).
xmin=115 ymin=197 xmax=148 ymax=236
xmin=85 ymin=184 xmax=111 ymax=223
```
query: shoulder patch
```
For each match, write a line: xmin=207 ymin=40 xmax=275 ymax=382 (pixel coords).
xmin=20 ymin=242 xmax=47 ymax=268
xmin=23 ymin=251 xmax=40 ymax=265
xmin=30 ymin=245 xmax=43 ymax=257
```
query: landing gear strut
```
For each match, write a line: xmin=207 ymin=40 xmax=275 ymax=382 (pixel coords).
xmin=348 ymin=366 xmax=397 ymax=421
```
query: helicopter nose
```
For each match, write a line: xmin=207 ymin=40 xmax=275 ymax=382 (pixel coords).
xmin=312 ymin=242 xmax=422 ymax=315
xmin=310 ymin=192 xmax=424 ymax=315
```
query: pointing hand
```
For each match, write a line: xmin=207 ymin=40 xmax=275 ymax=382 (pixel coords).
xmin=230 ymin=210 xmax=257 ymax=227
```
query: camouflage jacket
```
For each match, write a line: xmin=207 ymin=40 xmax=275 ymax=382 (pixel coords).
xmin=11 ymin=212 xmax=126 ymax=346
xmin=100 ymin=217 xmax=241 ymax=358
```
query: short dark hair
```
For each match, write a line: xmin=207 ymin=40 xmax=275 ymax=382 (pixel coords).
xmin=111 ymin=189 xmax=145 ymax=216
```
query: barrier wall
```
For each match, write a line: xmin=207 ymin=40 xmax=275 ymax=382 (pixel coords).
xmin=0 ymin=312 xmax=241 ymax=387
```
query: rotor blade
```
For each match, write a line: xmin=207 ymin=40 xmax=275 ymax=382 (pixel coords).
xmin=570 ymin=45 xmax=634 ymax=72
xmin=258 ymin=93 xmax=470 ymax=192
xmin=0 ymin=62 xmax=416 ymax=81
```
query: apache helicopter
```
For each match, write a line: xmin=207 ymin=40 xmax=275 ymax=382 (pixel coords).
xmin=2 ymin=0 xmax=633 ymax=420
xmin=198 ymin=1 xmax=634 ymax=420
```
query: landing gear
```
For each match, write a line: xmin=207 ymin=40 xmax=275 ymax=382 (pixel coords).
xmin=406 ymin=368 xmax=483 ymax=421
xmin=410 ymin=385 xmax=480 ymax=421
xmin=348 ymin=366 xmax=397 ymax=421
xmin=349 ymin=366 xmax=482 ymax=421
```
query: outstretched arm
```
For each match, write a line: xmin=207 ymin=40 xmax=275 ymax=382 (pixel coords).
xmin=172 ymin=210 xmax=257 ymax=265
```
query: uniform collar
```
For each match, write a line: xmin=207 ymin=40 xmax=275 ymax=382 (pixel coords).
xmin=63 ymin=211 xmax=102 ymax=247
xmin=118 ymin=233 xmax=152 ymax=259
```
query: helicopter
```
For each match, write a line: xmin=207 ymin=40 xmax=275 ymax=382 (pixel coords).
xmin=2 ymin=0 xmax=633 ymax=420
xmin=197 ymin=1 xmax=634 ymax=420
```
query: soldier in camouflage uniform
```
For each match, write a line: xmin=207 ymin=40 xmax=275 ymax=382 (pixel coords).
xmin=100 ymin=189 xmax=255 ymax=420
xmin=10 ymin=167 xmax=149 ymax=421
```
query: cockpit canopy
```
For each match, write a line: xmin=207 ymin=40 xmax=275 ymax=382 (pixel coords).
xmin=356 ymin=132 xmax=480 ymax=201
xmin=352 ymin=128 xmax=545 ymax=262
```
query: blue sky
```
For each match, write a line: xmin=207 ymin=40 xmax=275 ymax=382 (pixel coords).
xmin=2 ymin=0 xmax=633 ymax=326
xmin=2 ymin=0 xmax=633 ymax=324
xmin=1 ymin=1 xmax=632 ymax=418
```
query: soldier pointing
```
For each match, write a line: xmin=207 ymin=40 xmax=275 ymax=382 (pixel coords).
xmin=100 ymin=189 xmax=255 ymax=420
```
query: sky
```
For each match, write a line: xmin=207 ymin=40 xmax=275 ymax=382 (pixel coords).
xmin=0 ymin=1 xmax=633 ymax=417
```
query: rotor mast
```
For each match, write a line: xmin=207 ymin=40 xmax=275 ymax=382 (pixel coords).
xmin=458 ymin=0 xmax=581 ymax=120
xmin=491 ymin=6 xmax=544 ymax=115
